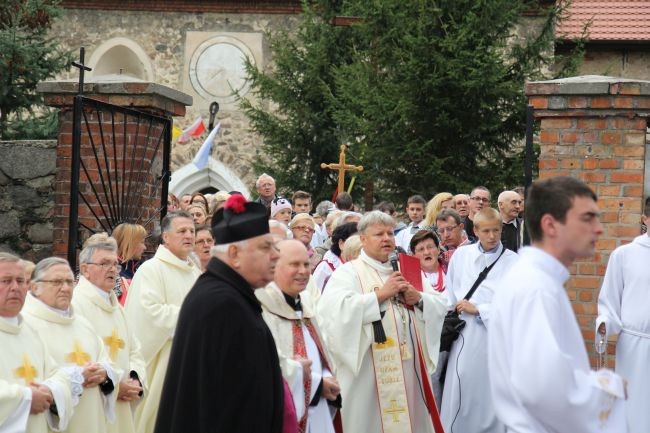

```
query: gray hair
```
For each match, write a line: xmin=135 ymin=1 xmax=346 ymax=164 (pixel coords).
xmin=269 ymin=220 xmax=293 ymax=240
xmin=210 ymin=239 xmax=249 ymax=255
xmin=335 ymin=211 xmax=363 ymax=229
xmin=32 ymin=257 xmax=71 ymax=283
xmin=79 ymin=234 xmax=118 ymax=264
xmin=315 ymin=200 xmax=334 ymax=217
xmin=255 ymin=173 xmax=275 ymax=188
xmin=357 ymin=211 xmax=396 ymax=234
xmin=161 ymin=210 xmax=193 ymax=234
xmin=436 ymin=208 xmax=462 ymax=225
xmin=0 ymin=252 xmax=20 ymax=264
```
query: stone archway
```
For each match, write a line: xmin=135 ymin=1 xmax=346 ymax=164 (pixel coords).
xmin=88 ymin=37 xmax=154 ymax=81
xmin=169 ymin=158 xmax=251 ymax=198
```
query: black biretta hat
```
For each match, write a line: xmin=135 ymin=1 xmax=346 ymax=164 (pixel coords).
xmin=212 ymin=195 xmax=270 ymax=244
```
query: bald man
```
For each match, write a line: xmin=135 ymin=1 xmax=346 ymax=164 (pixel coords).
xmin=497 ymin=190 xmax=522 ymax=252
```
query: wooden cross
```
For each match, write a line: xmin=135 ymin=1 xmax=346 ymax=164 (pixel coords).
xmin=15 ymin=353 xmax=38 ymax=384
xmin=71 ymin=47 xmax=92 ymax=95
xmin=321 ymin=145 xmax=364 ymax=194
xmin=383 ymin=399 xmax=406 ymax=423
xmin=66 ymin=341 xmax=91 ymax=366
xmin=104 ymin=328 xmax=125 ymax=361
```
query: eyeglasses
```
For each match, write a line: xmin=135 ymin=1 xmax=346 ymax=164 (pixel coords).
xmin=196 ymin=238 xmax=214 ymax=245
xmin=86 ymin=262 xmax=122 ymax=272
xmin=37 ymin=279 xmax=75 ymax=288
xmin=470 ymin=197 xmax=490 ymax=203
xmin=438 ymin=225 xmax=459 ymax=234
xmin=293 ymin=225 xmax=314 ymax=233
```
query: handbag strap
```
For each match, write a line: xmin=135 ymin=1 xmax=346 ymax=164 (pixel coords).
xmin=462 ymin=247 xmax=506 ymax=301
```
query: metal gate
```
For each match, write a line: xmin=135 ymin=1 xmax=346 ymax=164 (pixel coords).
xmin=68 ymin=50 xmax=171 ymax=266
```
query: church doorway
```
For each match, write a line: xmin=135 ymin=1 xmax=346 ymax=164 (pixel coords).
xmin=169 ymin=158 xmax=250 ymax=198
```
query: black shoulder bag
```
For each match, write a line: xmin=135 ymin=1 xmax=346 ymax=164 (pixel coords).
xmin=439 ymin=248 xmax=506 ymax=352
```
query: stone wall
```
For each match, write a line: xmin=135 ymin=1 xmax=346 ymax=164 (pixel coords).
xmin=527 ymin=75 xmax=650 ymax=366
xmin=0 ymin=140 xmax=57 ymax=261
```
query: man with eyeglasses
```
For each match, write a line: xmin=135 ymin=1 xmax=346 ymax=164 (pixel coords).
xmin=73 ymin=233 xmax=146 ymax=433
xmin=436 ymin=208 xmax=471 ymax=272
xmin=465 ymin=186 xmax=491 ymax=243
xmin=125 ymin=211 xmax=201 ymax=433
xmin=0 ymin=252 xmax=75 ymax=433
xmin=24 ymin=256 xmax=120 ymax=433
xmin=255 ymin=173 xmax=279 ymax=209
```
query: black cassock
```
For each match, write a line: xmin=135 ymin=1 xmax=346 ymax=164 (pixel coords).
xmin=154 ymin=257 xmax=284 ymax=433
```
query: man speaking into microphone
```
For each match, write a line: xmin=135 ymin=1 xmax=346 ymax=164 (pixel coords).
xmin=318 ymin=211 xmax=448 ymax=433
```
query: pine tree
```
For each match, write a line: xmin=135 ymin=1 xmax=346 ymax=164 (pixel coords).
xmin=0 ymin=0 xmax=71 ymax=139
xmin=241 ymin=0 xmax=581 ymax=203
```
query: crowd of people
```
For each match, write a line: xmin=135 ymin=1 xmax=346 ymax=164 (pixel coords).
xmin=0 ymin=172 xmax=645 ymax=433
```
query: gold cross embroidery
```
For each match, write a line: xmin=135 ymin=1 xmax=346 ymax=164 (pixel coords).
xmin=14 ymin=353 xmax=38 ymax=384
xmin=103 ymin=328 xmax=125 ymax=360
xmin=383 ymin=399 xmax=406 ymax=423
xmin=66 ymin=341 xmax=91 ymax=366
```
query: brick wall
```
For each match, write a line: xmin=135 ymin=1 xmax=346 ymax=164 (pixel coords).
xmin=526 ymin=76 xmax=649 ymax=366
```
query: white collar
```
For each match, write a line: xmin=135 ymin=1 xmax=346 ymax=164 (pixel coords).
xmin=94 ymin=285 xmax=112 ymax=305
xmin=0 ymin=315 xmax=19 ymax=326
xmin=359 ymin=250 xmax=393 ymax=274
xmin=519 ymin=246 xmax=570 ymax=286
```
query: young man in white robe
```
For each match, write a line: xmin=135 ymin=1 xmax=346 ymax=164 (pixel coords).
xmin=24 ymin=257 xmax=119 ymax=433
xmin=72 ymin=234 xmax=147 ymax=433
xmin=0 ymin=253 xmax=74 ymax=433
xmin=257 ymin=239 xmax=342 ymax=433
xmin=440 ymin=208 xmax=518 ymax=433
xmin=124 ymin=211 xmax=201 ymax=433
xmin=596 ymin=196 xmax=650 ymax=433
xmin=318 ymin=211 xmax=448 ymax=433
xmin=488 ymin=176 xmax=627 ymax=432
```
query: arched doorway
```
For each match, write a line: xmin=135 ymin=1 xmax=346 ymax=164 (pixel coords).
xmin=169 ymin=158 xmax=250 ymax=198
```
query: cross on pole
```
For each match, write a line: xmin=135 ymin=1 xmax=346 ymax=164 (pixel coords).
xmin=321 ymin=144 xmax=364 ymax=194
xmin=71 ymin=47 xmax=92 ymax=95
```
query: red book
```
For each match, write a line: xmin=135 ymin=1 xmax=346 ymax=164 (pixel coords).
xmin=398 ymin=253 xmax=423 ymax=292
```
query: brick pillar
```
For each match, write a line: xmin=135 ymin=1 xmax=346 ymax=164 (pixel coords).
xmin=38 ymin=77 xmax=192 ymax=258
xmin=526 ymin=75 xmax=649 ymax=366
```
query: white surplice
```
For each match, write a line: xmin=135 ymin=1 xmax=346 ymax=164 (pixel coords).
xmin=124 ymin=245 xmax=201 ymax=433
xmin=72 ymin=276 xmax=147 ymax=433
xmin=441 ymin=243 xmax=517 ymax=433
xmin=0 ymin=315 xmax=73 ymax=433
xmin=596 ymin=234 xmax=650 ymax=433
xmin=257 ymin=283 xmax=336 ymax=433
xmin=488 ymin=247 xmax=627 ymax=433
xmin=313 ymin=250 xmax=342 ymax=294
xmin=317 ymin=250 xmax=447 ymax=433
xmin=395 ymin=222 xmax=425 ymax=253
xmin=22 ymin=294 xmax=119 ymax=433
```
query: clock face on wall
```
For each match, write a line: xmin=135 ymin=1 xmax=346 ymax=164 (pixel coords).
xmin=189 ymin=35 xmax=256 ymax=104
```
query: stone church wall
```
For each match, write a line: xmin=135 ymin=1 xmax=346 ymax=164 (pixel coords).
xmin=0 ymin=140 xmax=57 ymax=261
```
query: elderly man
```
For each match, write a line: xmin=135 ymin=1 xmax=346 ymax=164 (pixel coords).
xmin=440 ymin=208 xmax=518 ymax=433
xmin=0 ymin=253 xmax=74 ymax=433
xmin=465 ymin=186 xmax=491 ymax=243
xmin=257 ymin=240 xmax=342 ymax=433
xmin=318 ymin=211 xmax=447 ymax=433
xmin=497 ymin=190 xmax=523 ymax=252
xmin=255 ymin=173 xmax=278 ymax=208
xmin=72 ymin=234 xmax=147 ymax=433
xmin=453 ymin=194 xmax=470 ymax=218
xmin=489 ymin=177 xmax=627 ymax=432
xmin=24 ymin=257 xmax=118 ymax=433
xmin=124 ymin=211 xmax=201 ymax=433
xmin=436 ymin=208 xmax=470 ymax=272
xmin=155 ymin=195 xmax=284 ymax=433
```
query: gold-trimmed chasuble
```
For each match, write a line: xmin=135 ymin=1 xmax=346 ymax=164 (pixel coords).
xmin=14 ymin=353 xmax=38 ymax=384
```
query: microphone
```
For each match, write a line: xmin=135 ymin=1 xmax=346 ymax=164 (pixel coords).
xmin=389 ymin=250 xmax=399 ymax=272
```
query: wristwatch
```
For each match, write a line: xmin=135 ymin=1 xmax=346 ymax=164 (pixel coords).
xmin=415 ymin=298 xmax=424 ymax=311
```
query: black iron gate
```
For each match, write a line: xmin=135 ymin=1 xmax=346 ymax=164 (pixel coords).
xmin=68 ymin=49 xmax=171 ymax=267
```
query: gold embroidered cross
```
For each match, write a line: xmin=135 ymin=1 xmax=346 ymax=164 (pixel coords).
xmin=103 ymin=328 xmax=125 ymax=360
xmin=384 ymin=399 xmax=406 ymax=423
xmin=66 ymin=341 xmax=91 ymax=366
xmin=14 ymin=353 xmax=38 ymax=384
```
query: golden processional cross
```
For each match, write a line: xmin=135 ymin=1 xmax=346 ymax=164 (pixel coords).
xmin=321 ymin=144 xmax=364 ymax=194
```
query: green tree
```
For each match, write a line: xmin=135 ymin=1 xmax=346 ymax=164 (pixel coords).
xmin=0 ymin=0 xmax=70 ymax=139
xmin=241 ymin=0 xmax=581 ymax=203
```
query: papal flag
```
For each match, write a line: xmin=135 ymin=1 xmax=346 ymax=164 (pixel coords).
xmin=192 ymin=123 xmax=221 ymax=169
xmin=177 ymin=116 xmax=206 ymax=144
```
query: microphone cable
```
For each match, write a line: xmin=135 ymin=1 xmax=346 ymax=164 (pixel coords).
xmin=450 ymin=331 xmax=465 ymax=433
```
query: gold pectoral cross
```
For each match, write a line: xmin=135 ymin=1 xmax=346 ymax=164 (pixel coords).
xmin=66 ymin=341 xmax=91 ymax=366
xmin=15 ymin=353 xmax=38 ymax=384
xmin=384 ymin=399 xmax=406 ymax=423
xmin=103 ymin=328 xmax=125 ymax=360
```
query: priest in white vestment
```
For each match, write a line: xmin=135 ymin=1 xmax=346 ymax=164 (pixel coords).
xmin=596 ymin=207 xmax=650 ymax=433
xmin=124 ymin=211 xmax=201 ymax=433
xmin=258 ymin=239 xmax=342 ymax=433
xmin=24 ymin=257 xmax=119 ymax=433
xmin=0 ymin=253 xmax=74 ymax=433
xmin=73 ymin=234 xmax=147 ymax=433
xmin=318 ymin=211 xmax=447 ymax=433
xmin=488 ymin=176 xmax=627 ymax=433
xmin=441 ymin=208 xmax=518 ymax=433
